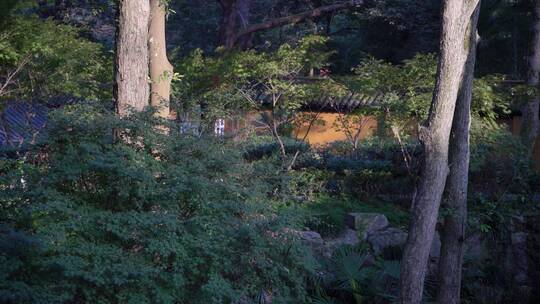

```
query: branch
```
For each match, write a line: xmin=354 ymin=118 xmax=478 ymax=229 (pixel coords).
xmin=234 ymin=0 xmax=364 ymax=44
xmin=0 ymin=54 xmax=31 ymax=97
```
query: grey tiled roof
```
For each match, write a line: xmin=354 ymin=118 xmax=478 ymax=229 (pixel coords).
xmin=304 ymin=91 xmax=387 ymax=111
xmin=0 ymin=102 xmax=48 ymax=149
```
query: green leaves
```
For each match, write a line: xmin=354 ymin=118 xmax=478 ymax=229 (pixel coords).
xmin=0 ymin=103 xmax=314 ymax=303
xmin=343 ymin=53 xmax=516 ymax=135
xmin=0 ymin=16 xmax=111 ymax=100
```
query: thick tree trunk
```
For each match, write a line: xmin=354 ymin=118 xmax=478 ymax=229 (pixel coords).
xmin=520 ymin=0 xmax=540 ymax=151
xmin=398 ymin=1 xmax=480 ymax=303
xmin=149 ymin=0 xmax=173 ymax=118
xmin=219 ymin=0 xmax=238 ymax=49
xmin=115 ymin=0 xmax=150 ymax=117
xmin=436 ymin=4 xmax=481 ymax=304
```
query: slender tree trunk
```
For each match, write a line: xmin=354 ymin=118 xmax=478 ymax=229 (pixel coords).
xmin=520 ymin=0 xmax=540 ymax=151
xmin=149 ymin=0 xmax=173 ymax=118
xmin=115 ymin=0 xmax=150 ymax=117
xmin=437 ymin=4 xmax=481 ymax=304
xmin=398 ymin=1 xmax=480 ymax=303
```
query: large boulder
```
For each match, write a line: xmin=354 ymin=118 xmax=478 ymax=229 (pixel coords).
xmin=367 ymin=227 xmax=408 ymax=254
xmin=297 ymin=230 xmax=333 ymax=258
xmin=299 ymin=230 xmax=324 ymax=246
xmin=303 ymin=229 xmax=363 ymax=258
xmin=326 ymin=228 xmax=361 ymax=251
xmin=346 ymin=213 xmax=389 ymax=240
xmin=366 ymin=226 xmax=440 ymax=259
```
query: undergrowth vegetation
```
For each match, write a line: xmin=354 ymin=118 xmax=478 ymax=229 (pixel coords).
xmin=0 ymin=103 xmax=316 ymax=303
xmin=1 ymin=2 xmax=539 ymax=303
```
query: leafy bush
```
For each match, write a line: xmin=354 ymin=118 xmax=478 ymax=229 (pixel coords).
xmin=243 ymin=136 xmax=309 ymax=162
xmin=313 ymin=245 xmax=403 ymax=304
xmin=0 ymin=15 xmax=111 ymax=100
xmin=0 ymin=103 xmax=316 ymax=303
xmin=303 ymin=195 xmax=409 ymax=236
xmin=469 ymin=120 xmax=535 ymax=196
xmin=295 ymin=138 xmax=419 ymax=205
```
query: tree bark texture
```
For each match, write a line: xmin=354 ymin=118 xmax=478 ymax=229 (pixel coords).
xmin=436 ymin=4 xmax=481 ymax=304
xmin=149 ymin=0 xmax=173 ymax=118
xmin=398 ymin=1 xmax=480 ymax=303
xmin=521 ymin=0 xmax=540 ymax=151
xmin=115 ymin=0 xmax=150 ymax=117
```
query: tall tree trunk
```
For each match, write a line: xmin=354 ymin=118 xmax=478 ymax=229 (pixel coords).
xmin=149 ymin=0 xmax=173 ymax=118
xmin=398 ymin=1 xmax=480 ymax=303
xmin=520 ymin=0 xmax=540 ymax=151
xmin=436 ymin=4 xmax=481 ymax=304
xmin=219 ymin=0 xmax=238 ymax=49
xmin=115 ymin=0 xmax=150 ymax=117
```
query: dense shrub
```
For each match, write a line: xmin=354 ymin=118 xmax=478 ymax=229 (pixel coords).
xmin=293 ymin=138 xmax=419 ymax=204
xmin=243 ymin=136 xmax=309 ymax=162
xmin=302 ymin=195 xmax=410 ymax=236
xmin=469 ymin=120 xmax=536 ymax=196
xmin=0 ymin=16 xmax=111 ymax=101
xmin=0 ymin=103 xmax=316 ymax=303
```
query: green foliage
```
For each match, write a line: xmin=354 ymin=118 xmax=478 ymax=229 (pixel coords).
xmin=471 ymin=75 xmax=512 ymax=124
xmin=174 ymin=36 xmax=343 ymax=135
xmin=0 ymin=0 xmax=18 ymax=25
xmin=476 ymin=0 xmax=532 ymax=77
xmin=342 ymin=54 xmax=514 ymax=134
xmin=243 ymin=136 xmax=310 ymax=162
xmin=469 ymin=119 xmax=535 ymax=195
xmin=307 ymin=138 xmax=419 ymax=207
xmin=345 ymin=53 xmax=437 ymax=126
xmin=314 ymin=245 xmax=403 ymax=303
xmin=0 ymin=15 xmax=111 ymax=100
xmin=0 ymin=103 xmax=315 ymax=303
xmin=303 ymin=195 xmax=409 ymax=236
xmin=288 ymin=168 xmax=334 ymax=202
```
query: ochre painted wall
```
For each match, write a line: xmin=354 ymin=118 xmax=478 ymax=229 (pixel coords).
xmin=230 ymin=111 xmax=540 ymax=169
xmin=294 ymin=114 xmax=539 ymax=169
xmin=294 ymin=113 xmax=378 ymax=146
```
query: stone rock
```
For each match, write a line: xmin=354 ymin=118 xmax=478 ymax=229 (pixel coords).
xmin=367 ymin=227 xmax=408 ymax=254
xmin=360 ymin=223 xmax=440 ymax=259
xmin=326 ymin=228 xmax=360 ymax=254
xmin=299 ymin=230 xmax=324 ymax=245
xmin=298 ymin=230 xmax=332 ymax=258
xmin=346 ymin=213 xmax=389 ymax=240
xmin=298 ymin=228 xmax=363 ymax=259
xmin=335 ymin=228 xmax=361 ymax=246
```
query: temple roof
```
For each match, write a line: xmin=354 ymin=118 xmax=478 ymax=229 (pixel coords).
xmin=0 ymin=102 xmax=48 ymax=149
xmin=304 ymin=91 xmax=387 ymax=112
